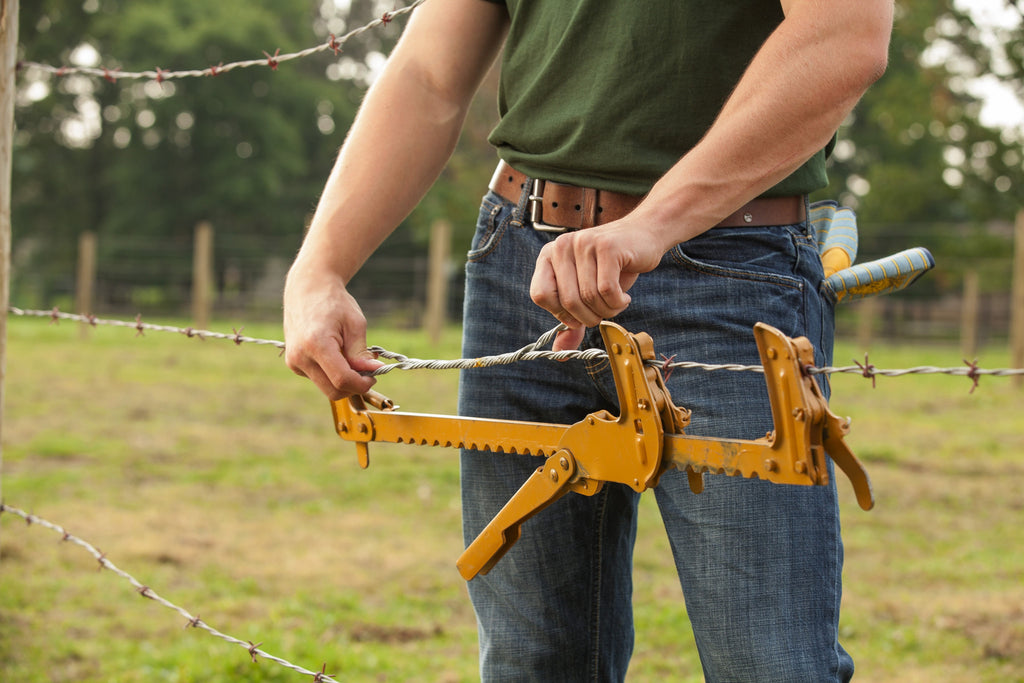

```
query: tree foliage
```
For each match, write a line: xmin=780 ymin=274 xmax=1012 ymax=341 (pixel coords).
xmin=819 ymin=0 xmax=1023 ymax=226
xmin=13 ymin=0 xmax=401 ymax=308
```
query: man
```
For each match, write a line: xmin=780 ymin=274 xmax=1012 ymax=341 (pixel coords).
xmin=284 ymin=0 xmax=893 ymax=680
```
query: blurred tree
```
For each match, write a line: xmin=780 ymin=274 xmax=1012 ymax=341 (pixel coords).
xmin=818 ymin=0 xmax=1023 ymax=226
xmin=12 ymin=0 xmax=410 ymax=310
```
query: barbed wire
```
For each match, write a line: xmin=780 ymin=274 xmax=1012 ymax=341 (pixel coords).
xmin=8 ymin=306 xmax=287 ymax=350
xmin=16 ymin=0 xmax=426 ymax=84
xmin=0 ymin=502 xmax=342 ymax=683
xmin=7 ymin=306 xmax=1024 ymax=390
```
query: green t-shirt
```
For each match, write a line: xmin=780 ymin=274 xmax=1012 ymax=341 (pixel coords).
xmin=484 ymin=0 xmax=829 ymax=197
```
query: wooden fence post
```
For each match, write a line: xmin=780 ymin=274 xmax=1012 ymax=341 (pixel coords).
xmin=192 ymin=221 xmax=214 ymax=330
xmin=1 ymin=0 xmax=21 ymax=555
xmin=856 ymin=297 xmax=878 ymax=352
xmin=1011 ymin=211 xmax=1024 ymax=388
xmin=960 ymin=269 xmax=979 ymax=360
xmin=75 ymin=231 xmax=97 ymax=337
xmin=424 ymin=219 xmax=451 ymax=344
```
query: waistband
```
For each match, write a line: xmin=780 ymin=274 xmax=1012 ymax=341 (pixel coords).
xmin=488 ymin=160 xmax=807 ymax=233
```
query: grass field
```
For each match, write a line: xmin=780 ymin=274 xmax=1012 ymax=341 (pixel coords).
xmin=1 ymin=317 xmax=1022 ymax=682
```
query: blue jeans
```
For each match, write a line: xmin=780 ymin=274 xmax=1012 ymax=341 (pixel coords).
xmin=458 ymin=188 xmax=853 ymax=682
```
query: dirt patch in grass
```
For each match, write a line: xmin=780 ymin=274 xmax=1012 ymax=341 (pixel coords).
xmin=348 ymin=622 xmax=445 ymax=644
xmin=942 ymin=606 xmax=1024 ymax=661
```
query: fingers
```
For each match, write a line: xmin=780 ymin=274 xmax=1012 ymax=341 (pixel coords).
xmin=282 ymin=276 xmax=384 ymax=401
xmin=552 ymin=326 xmax=586 ymax=352
xmin=530 ymin=229 xmax=642 ymax=333
xmin=285 ymin=331 xmax=382 ymax=401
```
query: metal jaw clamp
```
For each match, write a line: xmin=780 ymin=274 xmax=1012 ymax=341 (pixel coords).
xmin=332 ymin=322 xmax=873 ymax=580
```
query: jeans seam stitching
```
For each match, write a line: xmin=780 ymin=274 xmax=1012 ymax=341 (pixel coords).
xmin=589 ymin=486 xmax=609 ymax=681
xmin=467 ymin=203 xmax=511 ymax=263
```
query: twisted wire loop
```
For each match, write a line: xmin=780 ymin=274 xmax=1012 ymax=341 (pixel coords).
xmin=366 ymin=324 xmax=607 ymax=375
xmin=0 ymin=503 xmax=342 ymax=683
xmin=17 ymin=0 xmax=426 ymax=83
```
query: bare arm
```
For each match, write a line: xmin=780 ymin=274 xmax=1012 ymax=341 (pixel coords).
xmin=284 ymin=0 xmax=508 ymax=398
xmin=531 ymin=0 xmax=894 ymax=349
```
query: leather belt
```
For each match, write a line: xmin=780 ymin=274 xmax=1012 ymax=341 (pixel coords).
xmin=488 ymin=160 xmax=806 ymax=233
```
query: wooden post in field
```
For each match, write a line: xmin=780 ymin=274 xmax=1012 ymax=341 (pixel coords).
xmin=960 ymin=269 xmax=979 ymax=360
xmin=1011 ymin=211 xmax=1024 ymax=388
xmin=856 ymin=297 xmax=877 ymax=351
xmin=75 ymin=231 xmax=96 ymax=337
xmin=425 ymin=219 xmax=451 ymax=344
xmin=1 ymin=0 xmax=21 ymax=554
xmin=192 ymin=221 xmax=214 ymax=330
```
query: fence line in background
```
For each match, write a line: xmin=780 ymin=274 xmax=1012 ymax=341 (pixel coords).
xmin=0 ymin=503 xmax=341 ymax=683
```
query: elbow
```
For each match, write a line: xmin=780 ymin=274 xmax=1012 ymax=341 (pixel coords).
xmin=859 ymin=39 xmax=890 ymax=90
xmin=803 ymin=2 xmax=892 ymax=96
xmin=852 ymin=7 xmax=893 ymax=90
xmin=829 ymin=28 xmax=889 ymax=103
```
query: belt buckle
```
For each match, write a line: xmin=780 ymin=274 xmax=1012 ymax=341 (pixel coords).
xmin=529 ymin=179 xmax=571 ymax=234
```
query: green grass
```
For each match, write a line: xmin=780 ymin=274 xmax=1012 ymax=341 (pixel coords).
xmin=1 ymin=317 xmax=1022 ymax=682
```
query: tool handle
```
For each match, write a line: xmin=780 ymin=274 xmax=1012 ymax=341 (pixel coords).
xmin=456 ymin=451 xmax=577 ymax=580
xmin=826 ymin=247 xmax=935 ymax=302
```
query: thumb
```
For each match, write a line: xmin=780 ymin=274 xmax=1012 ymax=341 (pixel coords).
xmin=552 ymin=326 xmax=586 ymax=352
xmin=342 ymin=331 xmax=384 ymax=373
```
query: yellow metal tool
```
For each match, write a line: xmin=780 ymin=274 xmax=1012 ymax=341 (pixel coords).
xmin=332 ymin=322 xmax=873 ymax=580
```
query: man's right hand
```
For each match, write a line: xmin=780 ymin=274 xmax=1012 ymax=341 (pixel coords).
xmin=282 ymin=262 xmax=384 ymax=401
xmin=279 ymin=0 xmax=508 ymax=400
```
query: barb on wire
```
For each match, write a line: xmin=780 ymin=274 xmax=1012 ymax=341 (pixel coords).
xmin=17 ymin=0 xmax=426 ymax=84
xmin=853 ymin=353 xmax=877 ymax=388
xmin=0 ymin=502 xmax=342 ymax=683
xmin=8 ymin=306 xmax=1024 ymax=389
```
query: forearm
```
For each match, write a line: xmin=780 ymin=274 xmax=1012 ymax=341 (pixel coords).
xmin=636 ymin=0 xmax=893 ymax=250
xmin=292 ymin=1 xmax=507 ymax=283
xmin=282 ymin=0 xmax=507 ymax=398
xmin=295 ymin=73 xmax=470 ymax=283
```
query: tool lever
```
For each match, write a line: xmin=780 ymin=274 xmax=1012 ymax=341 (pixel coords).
xmin=456 ymin=450 xmax=578 ymax=580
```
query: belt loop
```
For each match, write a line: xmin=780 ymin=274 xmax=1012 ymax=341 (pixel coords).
xmin=511 ymin=174 xmax=532 ymax=228
xmin=798 ymin=194 xmax=811 ymax=237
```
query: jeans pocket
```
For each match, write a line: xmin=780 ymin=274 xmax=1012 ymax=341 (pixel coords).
xmin=467 ymin=192 xmax=513 ymax=263
xmin=668 ymin=225 xmax=807 ymax=292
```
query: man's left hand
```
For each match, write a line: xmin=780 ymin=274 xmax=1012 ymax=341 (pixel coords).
xmin=529 ymin=223 xmax=666 ymax=350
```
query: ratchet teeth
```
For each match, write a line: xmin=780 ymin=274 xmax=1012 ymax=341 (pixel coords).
xmin=682 ymin=463 xmax=762 ymax=479
xmin=392 ymin=435 xmax=554 ymax=457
